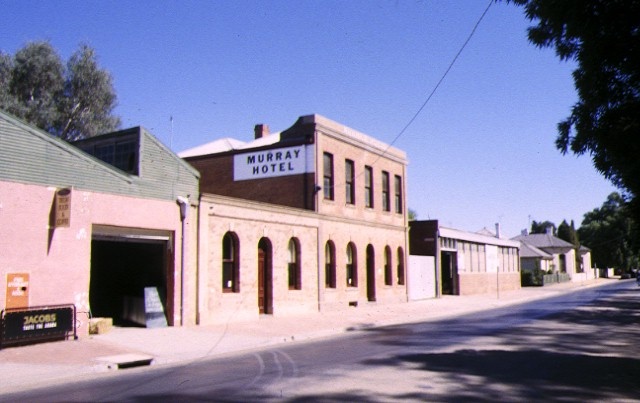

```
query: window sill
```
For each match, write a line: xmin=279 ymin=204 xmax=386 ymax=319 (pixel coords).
xmin=222 ymin=289 xmax=239 ymax=294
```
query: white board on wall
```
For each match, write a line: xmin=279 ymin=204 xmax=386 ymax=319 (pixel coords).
xmin=408 ymin=255 xmax=436 ymax=300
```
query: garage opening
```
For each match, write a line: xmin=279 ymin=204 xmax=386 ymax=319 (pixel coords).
xmin=90 ymin=226 xmax=174 ymax=327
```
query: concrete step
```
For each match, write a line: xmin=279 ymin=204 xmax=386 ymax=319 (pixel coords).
xmin=94 ymin=353 xmax=154 ymax=370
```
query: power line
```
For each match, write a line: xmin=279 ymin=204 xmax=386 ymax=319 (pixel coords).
xmin=387 ymin=0 xmax=493 ymax=149
xmin=348 ymin=0 xmax=494 ymax=190
xmin=247 ymin=1 xmax=494 ymax=197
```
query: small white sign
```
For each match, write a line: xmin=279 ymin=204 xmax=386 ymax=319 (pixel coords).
xmin=234 ymin=145 xmax=314 ymax=181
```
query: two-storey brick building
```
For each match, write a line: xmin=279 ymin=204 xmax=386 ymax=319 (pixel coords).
xmin=181 ymin=114 xmax=409 ymax=323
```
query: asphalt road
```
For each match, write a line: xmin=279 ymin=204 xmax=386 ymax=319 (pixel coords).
xmin=3 ymin=281 xmax=639 ymax=402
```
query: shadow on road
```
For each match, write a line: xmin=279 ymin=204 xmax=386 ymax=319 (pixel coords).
xmin=351 ymin=284 xmax=640 ymax=402
xmin=140 ymin=285 xmax=640 ymax=402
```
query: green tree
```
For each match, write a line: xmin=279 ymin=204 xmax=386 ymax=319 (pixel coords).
xmin=0 ymin=41 xmax=120 ymax=140
xmin=408 ymin=208 xmax=418 ymax=221
xmin=0 ymin=52 xmax=13 ymax=109
xmin=530 ymin=220 xmax=555 ymax=235
xmin=507 ymin=0 xmax=640 ymax=220
xmin=8 ymin=41 xmax=64 ymax=132
xmin=557 ymin=219 xmax=579 ymax=248
xmin=578 ymin=192 xmax=639 ymax=271
xmin=55 ymin=44 xmax=120 ymax=140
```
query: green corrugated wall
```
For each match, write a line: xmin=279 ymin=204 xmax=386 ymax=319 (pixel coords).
xmin=0 ymin=112 xmax=199 ymax=202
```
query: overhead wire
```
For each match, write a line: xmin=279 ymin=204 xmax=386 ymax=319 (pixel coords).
xmin=334 ymin=0 xmax=494 ymax=191
xmin=385 ymin=0 xmax=494 ymax=151
xmin=233 ymin=1 xmax=494 ymax=198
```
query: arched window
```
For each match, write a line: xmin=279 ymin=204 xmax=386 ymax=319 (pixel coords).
xmin=325 ymin=241 xmax=336 ymax=288
xmin=346 ymin=242 xmax=358 ymax=287
xmin=288 ymin=238 xmax=301 ymax=290
xmin=384 ymin=246 xmax=393 ymax=286
xmin=222 ymin=232 xmax=240 ymax=293
xmin=397 ymin=247 xmax=405 ymax=285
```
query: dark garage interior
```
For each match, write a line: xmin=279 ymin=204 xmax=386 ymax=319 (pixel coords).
xmin=89 ymin=239 xmax=168 ymax=326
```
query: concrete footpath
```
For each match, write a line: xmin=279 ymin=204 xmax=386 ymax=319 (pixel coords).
xmin=0 ymin=278 xmax=618 ymax=394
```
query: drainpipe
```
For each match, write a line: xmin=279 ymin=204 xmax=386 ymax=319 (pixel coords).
xmin=317 ymin=224 xmax=322 ymax=312
xmin=177 ymin=196 xmax=189 ymax=326
xmin=435 ymin=227 xmax=441 ymax=298
xmin=313 ymin=134 xmax=323 ymax=313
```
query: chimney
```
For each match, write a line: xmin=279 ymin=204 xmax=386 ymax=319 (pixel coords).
xmin=495 ymin=223 xmax=501 ymax=239
xmin=254 ymin=124 xmax=269 ymax=139
xmin=521 ymin=229 xmax=529 ymax=236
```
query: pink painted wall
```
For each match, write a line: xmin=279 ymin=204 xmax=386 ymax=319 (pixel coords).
xmin=0 ymin=181 xmax=193 ymax=335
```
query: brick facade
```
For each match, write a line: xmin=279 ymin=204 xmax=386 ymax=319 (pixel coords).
xmin=184 ymin=115 xmax=409 ymax=322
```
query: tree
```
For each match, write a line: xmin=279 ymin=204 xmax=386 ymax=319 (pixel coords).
xmin=0 ymin=52 xmax=13 ymax=109
xmin=557 ymin=219 xmax=579 ymax=248
xmin=408 ymin=208 xmax=418 ymax=221
xmin=578 ymin=192 xmax=639 ymax=272
xmin=508 ymin=0 xmax=640 ymax=219
xmin=8 ymin=42 xmax=64 ymax=132
xmin=0 ymin=41 xmax=120 ymax=140
xmin=55 ymin=45 xmax=121 ymax=140
xmin=530 ymin=220 xmax=556 ymax=235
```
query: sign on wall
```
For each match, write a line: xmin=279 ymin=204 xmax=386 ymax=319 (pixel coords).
xmin=5 ymin=273 xmax=29 ymax=309
xmin=1 ymin=305 xmax=75 ymax=346
xmin=55 ymin=188 xmax=72 ymax=228
xmin=233 ymin=145 xmax=314 ymax=181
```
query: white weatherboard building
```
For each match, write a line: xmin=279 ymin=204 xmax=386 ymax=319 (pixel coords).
xmin=409 ymin=220 xmax=521 ymax=297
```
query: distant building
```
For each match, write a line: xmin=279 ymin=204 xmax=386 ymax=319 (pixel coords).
xmin=181 ymin=115 xmax=409 ymax=323
xmin=519 ymin=241 xmax=554 ymax=272
xmin=512 ymin=229 xmax=595 ymax=282
xmin=409 ymin=220 xmax=520 ymax=296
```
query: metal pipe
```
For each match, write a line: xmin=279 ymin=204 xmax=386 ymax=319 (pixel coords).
xmin=177 ymin=196 xmax=189 ymax=326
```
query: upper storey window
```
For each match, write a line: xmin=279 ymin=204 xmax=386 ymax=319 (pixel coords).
xmin=394 ymin=175 xmax=403 ymax=214
xmin=82 ymin=139 xmax=138 ymax=174
xmin=382 ymin=171 xmax=390 ymax=212
xmin=323 ymin=152 xmax=334 ymax=200
xmin=365 ymin=166 xmax=373 ymax=208
xmin=345 ymin=159 xmax=355 ymax=205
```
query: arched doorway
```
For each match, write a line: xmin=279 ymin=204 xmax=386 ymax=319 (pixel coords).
xmin=366 ymin=244 xmax=376 ymax=302
xmin=258 ymin=238 xmax=273 ymax=314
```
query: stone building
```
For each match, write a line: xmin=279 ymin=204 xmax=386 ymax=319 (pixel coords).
xmin=181 ymin=114 xmax=409 ymax=323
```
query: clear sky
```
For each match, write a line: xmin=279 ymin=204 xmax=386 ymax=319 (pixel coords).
xmin=1 ymin=0 xmax=618 ymax=238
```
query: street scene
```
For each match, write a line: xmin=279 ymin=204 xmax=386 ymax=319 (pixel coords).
xmin=2 ymin=1 xmax=640 ymax=401
xmin=1 ymin=279 xmax=638 ymax=401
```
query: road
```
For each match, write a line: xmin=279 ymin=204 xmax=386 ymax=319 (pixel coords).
xmin=2 ymin=281 xmax=639 ymax=402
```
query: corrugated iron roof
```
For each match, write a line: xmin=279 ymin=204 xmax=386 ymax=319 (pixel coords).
xmin=439 ymin=226 xmax=520 ymax=248
xmin=178 ymin=133 xmax=282 ymax=158
xmin=511 ymin=233 xmax=574 ymax=249
xmin=519 ymin=242 xmax=553 ymax=259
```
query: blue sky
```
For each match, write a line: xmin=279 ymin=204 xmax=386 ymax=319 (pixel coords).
xmin=1 ymin=0 xmax=618 ymax=237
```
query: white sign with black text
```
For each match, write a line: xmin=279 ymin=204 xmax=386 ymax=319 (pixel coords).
xmin=234 ymin=145 xmax=314 ymax=181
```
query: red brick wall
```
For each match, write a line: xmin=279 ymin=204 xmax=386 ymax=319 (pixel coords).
xmin=458 ymin=272 xmax=521 ymax=295
xmin=186 ymin=155 xmax=316 ymax=210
